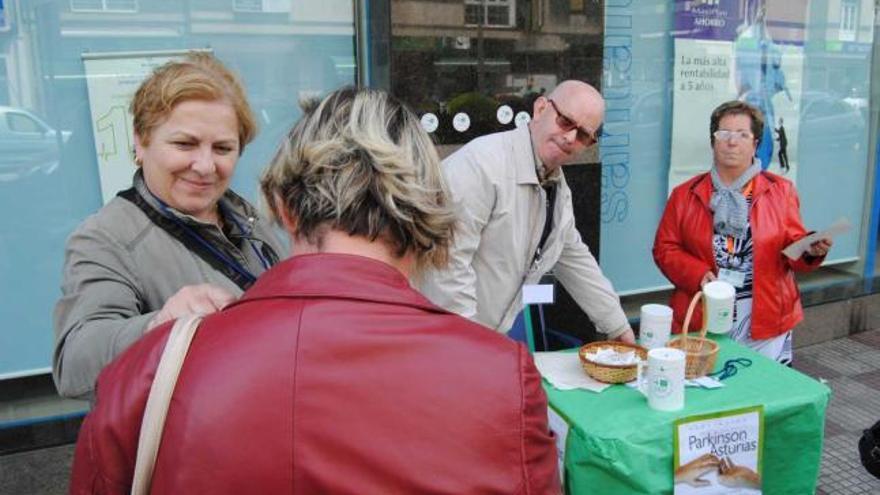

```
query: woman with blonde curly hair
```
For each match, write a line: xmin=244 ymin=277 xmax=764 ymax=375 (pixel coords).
xmin=69 ymin=87 xmax=560 ymax=494
xmin=53 ymin=52 xmax=282 ymax=400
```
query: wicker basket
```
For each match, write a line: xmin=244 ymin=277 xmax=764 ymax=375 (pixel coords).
xmin=667 ymin=292 xmax=720 ymax=379
xmin=578 ymin=341 xmax=648 ymax=384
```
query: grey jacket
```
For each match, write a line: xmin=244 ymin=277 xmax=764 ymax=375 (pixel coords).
xmin=53 ymin=172 xmax=284 ymax=399
xmin=419 ymin=126 xmax=629 ymax=337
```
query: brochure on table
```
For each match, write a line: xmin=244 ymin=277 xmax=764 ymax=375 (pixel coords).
xmin=674 ymin=405 xmax=764 ymax=494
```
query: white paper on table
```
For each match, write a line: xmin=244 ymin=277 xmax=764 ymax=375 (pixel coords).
xmin=626 ymin=376 xmax=724 ymax=389
xmin=686 ymin=376 xmax=725 ymax=389
xmin=533 ymin=351 xmax=611 ymax=393
xmin=782 ymin=217 xmax=851 ymax=260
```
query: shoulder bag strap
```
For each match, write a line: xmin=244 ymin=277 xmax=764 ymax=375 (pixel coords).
xmin=131 ymin=314 xmax=204 ymax=495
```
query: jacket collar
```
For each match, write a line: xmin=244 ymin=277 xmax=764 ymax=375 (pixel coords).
xmin=513 ymin=125 xmax=541 ymax=185
xmin=232 ymin=253 xmax=445 ymax=313
xmin=132 ymin=168 xmax=260 ymax=236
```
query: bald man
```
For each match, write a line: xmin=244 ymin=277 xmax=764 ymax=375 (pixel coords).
xmin=421 ymin=81 xmax=636 ymax=343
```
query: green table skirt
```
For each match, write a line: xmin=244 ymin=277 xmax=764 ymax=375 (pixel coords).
xmin=544 ymin=336 xmax=831 ymax=495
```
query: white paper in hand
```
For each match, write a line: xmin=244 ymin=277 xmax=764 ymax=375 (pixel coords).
xmin=782 ymin=217 xmax=851 ymax=260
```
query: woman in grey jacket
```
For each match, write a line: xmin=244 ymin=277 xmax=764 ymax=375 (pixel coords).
xmin=53 ymin=53 xmax=283 ymax=399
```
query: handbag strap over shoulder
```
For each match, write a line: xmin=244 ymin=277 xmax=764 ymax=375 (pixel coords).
xmin=131 ymin=314 xmax=204 ymax=495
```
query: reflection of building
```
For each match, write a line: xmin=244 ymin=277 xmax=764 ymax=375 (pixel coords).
xmin=0 ymin=1 xmax=356 ymax=151
xmin=388 ymin=0 xmax=603 ymax=144
xmin=0 ymin=1 xmax=39 ymax=110
xmin=829 ymin=0 xmax=873 ymax=43
xmin=806 ymin=0 xmax=875 ymax=95
xmin=738 ymin=0 xmax=808 ymax=44
xmin=0 ymin=1 xmax=357 ymax=384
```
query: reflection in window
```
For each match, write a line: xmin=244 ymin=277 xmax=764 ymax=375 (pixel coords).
xmin=390 ymin=0 xmax=603 ymax=145
xmin=70 ymin=0 xmax=138 ymax=13
xmin=840 ymin=0 xmax=858 ymax=42
xmin=464 ymin=0 xmax=515 ymax=28
xmin=233 ymin=0 xmax=291 ymax=13
xmin=0 ymin=60 xmax=9 ymax=106
xmin=0 ymin=0 xmax=357 ymax=386
xmin=7 ymin=113 xmax=44 ymax=134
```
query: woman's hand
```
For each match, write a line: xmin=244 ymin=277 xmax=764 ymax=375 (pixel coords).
xmin=147 ymin=284 xmax=237 ymax=330
xmin=700 ymin=271 xmax=717 ymax=288
xmin=807 ymin=238 xmax=833 ymax=258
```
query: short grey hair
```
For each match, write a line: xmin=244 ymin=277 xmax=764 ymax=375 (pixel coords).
xmin=261 ymin=87 xmax=455 ymax=271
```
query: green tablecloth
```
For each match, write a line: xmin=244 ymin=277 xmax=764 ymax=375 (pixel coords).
xmin=544 ymin=336 xmax=831 ymax=495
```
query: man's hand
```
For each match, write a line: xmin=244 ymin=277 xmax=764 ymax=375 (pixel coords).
xmin=147 ymin=284 xmax=237 ymax=330
xmin=614 ymin=327 xmax=636 ymax=344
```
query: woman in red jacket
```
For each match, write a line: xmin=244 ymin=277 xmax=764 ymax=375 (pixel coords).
xmin=653 ymin=100 xmax=831 ymax=364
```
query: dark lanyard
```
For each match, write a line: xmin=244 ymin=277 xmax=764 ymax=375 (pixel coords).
xmin=118 ymin=188 xmax=269 ymax=291
xmin=217 ymin=201 xmax=273 ymax=271
xmin=707 ymin=358 xmax=752 ymax=380
xmin=532 ymin=184 xmax=557 ymax=266
xmin=152 ymin=197 xmax=269 ymax=282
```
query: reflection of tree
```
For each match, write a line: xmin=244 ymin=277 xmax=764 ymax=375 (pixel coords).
xmin=734 ymin=0 xmax=791 ymax=170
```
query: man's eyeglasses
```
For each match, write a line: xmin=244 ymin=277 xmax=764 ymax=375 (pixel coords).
xmin=547 ymin=99 xmax=601 ymax=145
xmin=713 ymin=130 xmax=754 ymax=142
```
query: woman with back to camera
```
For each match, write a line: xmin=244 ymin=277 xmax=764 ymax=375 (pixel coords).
xmin=653 ymin=100 xmax=831 ymax=364
xmin=53 ymin=52 xmax=282 ymax=399
xmin=68 ymin=87 xmax=560 ymax=494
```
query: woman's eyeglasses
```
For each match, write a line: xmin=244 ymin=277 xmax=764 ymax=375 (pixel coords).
xmin=713 ymin=130 xmax=754 ymax=142
xmin=547 ymin=99 xmax=601 ymax=145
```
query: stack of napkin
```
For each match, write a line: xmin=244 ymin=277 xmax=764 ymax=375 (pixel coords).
xmin=533 ymin=352 xmax=611 ymax=393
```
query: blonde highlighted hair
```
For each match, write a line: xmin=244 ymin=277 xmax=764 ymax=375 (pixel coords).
xmin=261 ymin=87 xmax=455 ymax=271
xmin=130 ymin=51 xmax=256 ymax=152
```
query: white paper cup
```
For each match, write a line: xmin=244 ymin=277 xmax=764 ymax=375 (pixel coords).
xmin=637 ymin=347 xmax=686 ymax=411
xmin=639 ymin=304 xmax=673 ymax=350
xmin=703 ymin=281 xmax=736 ymax=334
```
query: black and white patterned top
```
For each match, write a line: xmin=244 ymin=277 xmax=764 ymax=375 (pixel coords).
xmin=712 ymin=181 xmax=792 ymax=364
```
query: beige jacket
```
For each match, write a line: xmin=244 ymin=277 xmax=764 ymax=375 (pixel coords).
xmin=420 ymin=126 xmax=629 ymax=337
xmin=53 ymin=171 xmax=284 ymax=399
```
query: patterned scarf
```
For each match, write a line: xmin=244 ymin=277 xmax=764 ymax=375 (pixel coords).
xmin=709 ymin=160 xmax=761 ymax=239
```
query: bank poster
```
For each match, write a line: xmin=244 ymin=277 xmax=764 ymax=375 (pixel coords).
xmin=82 ymin=49 xmax=207 ymax=203
xmin=669 ymin=0 xmax=807 ymax=191
xmin=674 ymin=405 xmax=764 ymax=494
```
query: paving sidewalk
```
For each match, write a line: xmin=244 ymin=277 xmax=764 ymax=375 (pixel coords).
xmin=793 ymin=328 xmax=880 ymax=494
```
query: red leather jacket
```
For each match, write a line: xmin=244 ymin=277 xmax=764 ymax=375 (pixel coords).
xmin=69 ymin=254 xmax=560 ymax=494
xmin=653 ymin=172 xmax=823 ymax=340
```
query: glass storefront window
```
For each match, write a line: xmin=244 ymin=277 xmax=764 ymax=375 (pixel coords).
xmin=600 ymin=0 xmax=877 ymax=295
xmin=389 ymin=0 xmax=604 ymax=148
xmin=0 ymin=0 xmax=355 ymax=380
xmin=377 ymin=0 xmax=880 ymax=336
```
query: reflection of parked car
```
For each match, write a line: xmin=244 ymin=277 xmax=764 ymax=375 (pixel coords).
xmin=0 ymin=107 xmax=71 ymax=181
xmin=798 ymin=91 xmax=865 ymax=150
